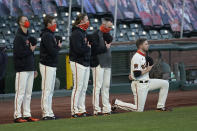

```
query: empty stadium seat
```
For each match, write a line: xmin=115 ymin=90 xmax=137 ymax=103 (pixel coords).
xmin=118 ymin=24 xmax=128 ymax=34
xmin=71 ymin=11 xmax=80 ymax=19
xmin=29 ymin=29 xmax=36 ymax=34
xmin=0 ymin=34 xmax=4 ymax=39
xmin=160 ymin=30 xmax=173 ymax=39
xmin=149 ymin=30 xmax=161 ymax=40
xmin=90 ymin=18 xmax=100 ymax=29
xmin=36 ymin=37 xmax=42 ymax=47
xmin=119 ymin=24 xmax=128 ymax=29
xmin=130 ymin=23 xmax=139 ymax=29
xmin=86 ymin=26 xmax=94 ymax=34
xmin=117 ymin=32 xmax=128 ymax=42
xmin=6 ymin=38 xmax=14 ymax=46
xmin=127 ymin=31 xmax=139 ymax=41
xmin=139 ymin=31 xmax=150 ymax=39
xmin=0 ymin=39 xmax=6 ymax=44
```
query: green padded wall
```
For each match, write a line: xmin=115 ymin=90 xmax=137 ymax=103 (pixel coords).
xmin=4 ymin=53 xmax=67 ymax=93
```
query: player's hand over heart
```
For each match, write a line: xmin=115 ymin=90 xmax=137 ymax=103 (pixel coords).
xmin=146 ymin=63 xmax=153 ymax=72
xmin=105 ymin=41 xmax=111 ymax=49
xmin=128 ymin=74 xmax=133 ymax=80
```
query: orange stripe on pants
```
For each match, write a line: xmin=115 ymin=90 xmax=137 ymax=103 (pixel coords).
xmin=93 ymin=67 xmax=96 ymax=111
xmin=72 ymin=62 xmax=78 ymax=113
xmin=15 ymin=72 xmax=20 ymax=118
xmin=41 ymin=66 xmax=47 ymax=115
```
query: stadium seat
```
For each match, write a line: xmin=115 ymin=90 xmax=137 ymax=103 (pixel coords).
xmin=0 ymin=23 xmax=6 ymax=28
xmin=160 ymin=30 xmax=173 ymax=39
xmin=130 ymin=23 xmax=139 ymax=29
xmin=53 ymin=13 xmax=58 ymax=18
xmin=29 ymin=29 xmax=36 ymax=35
xmin=118 ymin=24 xmax=128 ymax=34
xmin=86 ymin=26 xmax=94 ymax=34
xmin=0 ymin=39 xmax=6 ymax=44
xmin=149 ymin=30 xmax=161 ymax=40
xmin=3 ymin=30 xmax=14 ymax=39
xmin=127 ymin=31 xmax=139 ymax=41
xmin=0 ymin=23 xmax=9 ymax=32
xmin=72 ymin=11 xmax=80 ymax=19
xmin=6 ymin=37 xmax=14 ymax=46
xmin=9 ymin=22 xmax=18 ymax=34
xmin=58 ymin=20 xmax=68 ymax=31
xmin=139 ymin=30 xmax=150 ymax=39
xmin=90 ymin=18 xmax=100 ymax=29
xmin=60 ymin=12 xmax=69 ymax=17
xmin=55 ymin=28 xmax=61 ymax=36
xmin=0 ymin=34 xmax=4 ymax=39
xmin=117 ymin=32 xmax=128 ymax=42
xmin=36 ymin=37 xmax=41 ymax=47
xmin=34 ymin=25 xmax=41 ymax=33
xmin=119 ymin=24 xmax=128 ymax=29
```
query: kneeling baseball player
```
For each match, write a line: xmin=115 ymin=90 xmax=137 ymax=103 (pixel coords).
xmin=112 ymin=38 xmax=171 ymax=112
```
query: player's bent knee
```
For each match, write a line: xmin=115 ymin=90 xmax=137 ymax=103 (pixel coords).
xmin=163 ymin=80 xmax=169 ymax=88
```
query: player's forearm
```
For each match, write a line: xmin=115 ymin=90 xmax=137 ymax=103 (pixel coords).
xmin=141 ymin=70 xmax=149 ymax=75
xmin=133 ymin=69 xmax=150 ymax=78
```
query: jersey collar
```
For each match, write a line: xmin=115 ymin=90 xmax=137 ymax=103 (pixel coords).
xmin=137 ymin=50 xmax=146 ymax=57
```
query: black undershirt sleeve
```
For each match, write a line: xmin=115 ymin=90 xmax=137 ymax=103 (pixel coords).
xmin=133 ymin=70 xmax=142 ymax=77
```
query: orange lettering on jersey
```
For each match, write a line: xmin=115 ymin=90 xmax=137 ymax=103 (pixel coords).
xmin=141 ymin=64 xmax=146 ymax=69
xmin=134 ymin=64 xmax=138 ymax=69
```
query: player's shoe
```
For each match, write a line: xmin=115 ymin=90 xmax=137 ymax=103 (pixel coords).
xmin=51 ymin=116 xmax=58 ymax=120
xmin=71 ymin=113 xmax=82 ymax=118
xmin=81 ymin=112 xmax=92 ymax=117
xmin=42 ymin=116 xmax=56 ymax=120
xmin=156 ymin=107 xmax=172 ymax=112
xmin=103 ymin=112 xmax=111 ymax=116
xmin=14 ymin=117 xmax=27 ymax=123
xmin=24 ymin=117 xmax=39 ymax=122
xmin=111 ymin=99 xmax=117 ymax=112
xmin=94 ymin=112 xmax=103 ymax=116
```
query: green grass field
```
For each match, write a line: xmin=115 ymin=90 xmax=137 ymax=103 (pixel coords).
xmin=1 ymin=106 xmax=197 ymax=131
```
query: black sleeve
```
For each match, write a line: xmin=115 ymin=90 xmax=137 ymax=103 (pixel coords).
xmin=91 ymin=32 xmax=107 ymax=55
xmin=13 ymin=36 xmax=33 ymax=58
xmin=42 ymin=33 xmax=60 ymax=57
xmin=71 ymin=31 xmax=90 ymax=55
xmin=133 ymin=70 xmax=142 ymax=77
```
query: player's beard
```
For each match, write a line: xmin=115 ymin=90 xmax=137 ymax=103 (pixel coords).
xmin=142 ymin=48 xmax=148 ymax=53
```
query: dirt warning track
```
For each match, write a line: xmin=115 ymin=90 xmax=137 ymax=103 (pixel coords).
xmin=0 ymin=90 xmax=197 ymax=124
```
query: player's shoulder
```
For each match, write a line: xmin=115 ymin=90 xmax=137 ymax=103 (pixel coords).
xmin=132 ymin=53 xmax=142 ymax=60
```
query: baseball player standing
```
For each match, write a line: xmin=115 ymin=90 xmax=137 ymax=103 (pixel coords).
xmin=40 ymin=15 xmax=62 ymax=120
xmin=112 ymin=38 xmax=170 ymax=112
xmin=69 ymin=13 xmax=91 ymax=118
xmin=13 ymin=16 xmax=39 ymax=123
xmin=90 ymin=18 xmax=113 ymax=115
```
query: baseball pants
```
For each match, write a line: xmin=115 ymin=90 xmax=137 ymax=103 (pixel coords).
xmin=115 ymin=79 xmax=169 ymax=112
xmin=40 ymin=63 xmax=56 ymax=117
xmin=70 ymin=61 xmax=90 ymax=115
xmin=92 ymin=65 xmax=111 ymax=114
xmin=14 ymin=71 xmax=34 ymax=119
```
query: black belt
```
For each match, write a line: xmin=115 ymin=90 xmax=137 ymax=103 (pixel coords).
xmin=139 ymin=80 xmax=149 ymax=83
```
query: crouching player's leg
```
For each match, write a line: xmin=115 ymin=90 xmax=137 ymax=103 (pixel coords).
xmin=112 ymin=81 xmax=149 ymax=112
xmin=149 ymin=79 xmax=171 ymax=111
